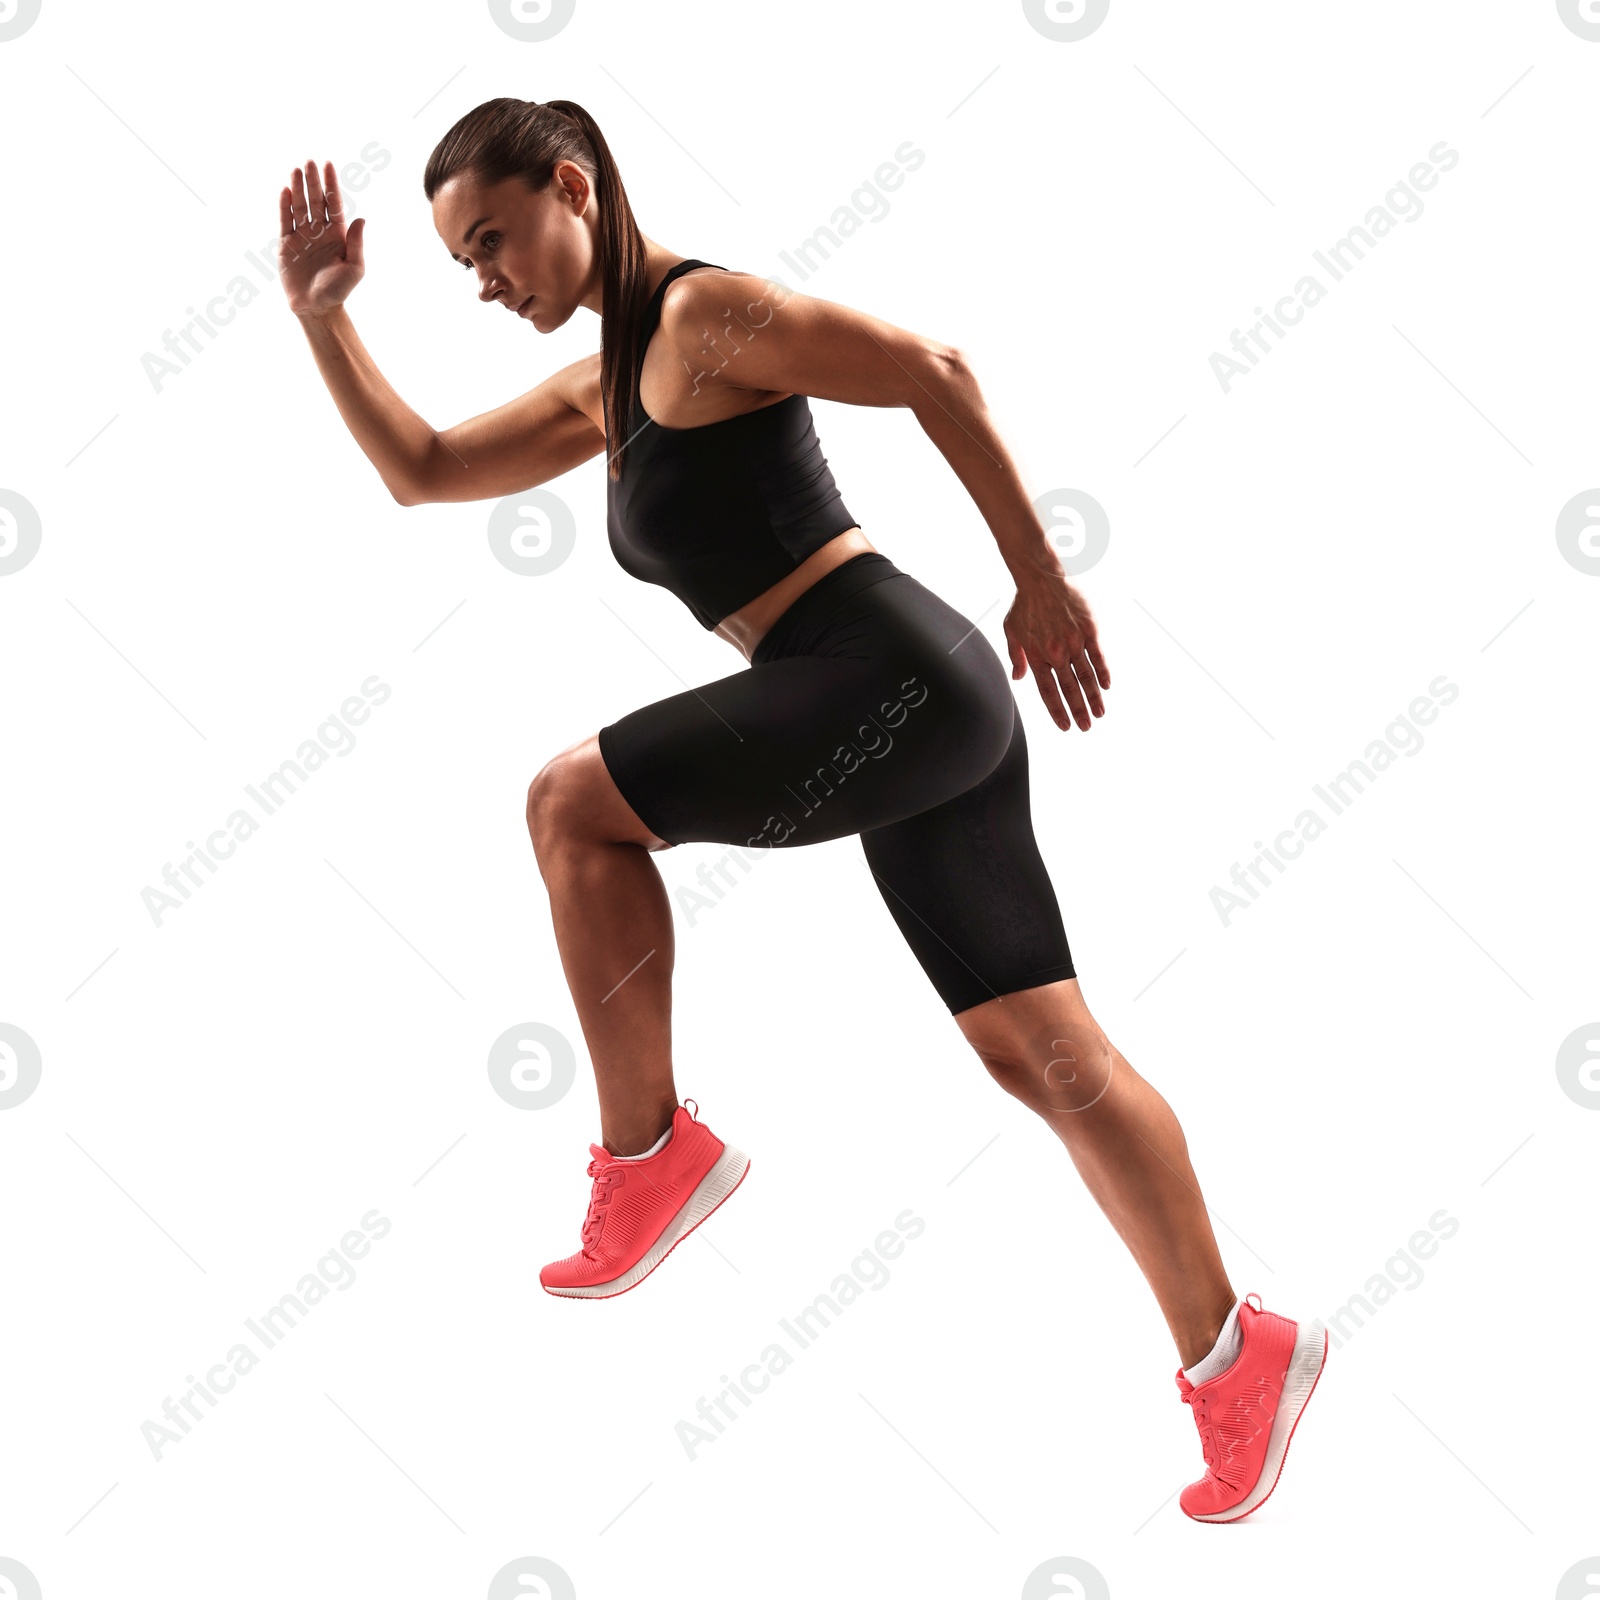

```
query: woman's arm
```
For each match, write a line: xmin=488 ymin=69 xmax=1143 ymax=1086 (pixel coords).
xmin=281 ymin=159 xmax=604 ymax=506
xmin=655 ymin=270 xmax=1110 ymax=730
xmin=911 ymin=354 xmax=1110 ymax=731
xmin=296 ymin=308 xmax=604 ymax=505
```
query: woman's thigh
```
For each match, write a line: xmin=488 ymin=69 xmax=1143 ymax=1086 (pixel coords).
xmin=596 ymin=571 xmax=1016 ymax=850
xmin=859 ymin=703 xmax=1076 ymax=1016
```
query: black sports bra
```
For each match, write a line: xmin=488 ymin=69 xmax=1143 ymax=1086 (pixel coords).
xmin=605 ymin=259 xmax=859 ymax=630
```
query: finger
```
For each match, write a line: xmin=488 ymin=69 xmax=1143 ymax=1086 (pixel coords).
xmin=288 ymin=164 xmax=308 ymax=229
xmin=345 ymin=214 xmax=365 ymax=269
xmin=1053 ymin=658 xmax=1092 ymax=730
xmin=1006 ymin=629 xmax=1027 ymax=679
xmin=1028 ymin=659 xmax=1072 ymax=731
xmin=1073 ymin=650 xmax=1106 ymax=717
xmin=277 ymin=186 xmax=303 ymax=267
xmin=323 ymin=160 xmax=345 ymax=223
xmin=304 ymin=158 xmax=327 ymax=230
xmin=1081 ymin=627 xmax=1110 ymax=690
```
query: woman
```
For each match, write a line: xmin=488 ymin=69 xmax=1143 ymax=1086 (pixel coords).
xmin=277 ymin=97 xmax=1325 ymax=1523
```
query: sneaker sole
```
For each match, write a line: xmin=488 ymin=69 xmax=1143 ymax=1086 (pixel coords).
xmin=1185 ymin=1317 xmax=1328 ymax=1523
xmin=541 ymin=1143 xmax=751 ymax=1300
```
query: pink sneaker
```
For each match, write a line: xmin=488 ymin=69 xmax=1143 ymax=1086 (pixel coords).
xmin=1174 ymin=1292 xmax=1327 ymax=1522
xmin=540 ymin=1100 xmax=750 ymax=1299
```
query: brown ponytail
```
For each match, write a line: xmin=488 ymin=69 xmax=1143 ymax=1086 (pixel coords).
xmin=423 ymin=97 xmax=649 ymax=478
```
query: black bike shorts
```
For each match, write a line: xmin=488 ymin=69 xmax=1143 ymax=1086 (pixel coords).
xmin=597 ymin=551 xmax=1075 ymax=1015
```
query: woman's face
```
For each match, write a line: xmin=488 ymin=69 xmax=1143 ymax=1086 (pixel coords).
xmin=432 ymin=163 xmax=595 ymax=329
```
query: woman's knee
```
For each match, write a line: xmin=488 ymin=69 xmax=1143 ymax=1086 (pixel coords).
xmin=525 ymin=749 xmax=588 ymax=853
xmin=526 ymin=737 xmax=671 ymax=855
xmin=971 ymin=1014 xmax=1118 ymax=1116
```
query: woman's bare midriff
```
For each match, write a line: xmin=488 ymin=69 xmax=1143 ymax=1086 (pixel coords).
xmin=714 ymin=527 xmax=878 ymax=661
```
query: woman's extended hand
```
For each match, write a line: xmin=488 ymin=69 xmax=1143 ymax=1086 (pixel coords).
xmin=1003 ymin=569 xmax=1110 ymax=731
xmin=278 ymin=159 xmax=366 ymax=318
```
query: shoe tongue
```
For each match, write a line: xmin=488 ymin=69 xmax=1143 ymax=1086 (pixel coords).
xmin=589 ymin=1142 xmax=615 ymax=1163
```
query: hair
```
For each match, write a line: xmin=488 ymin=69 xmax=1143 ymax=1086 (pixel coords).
xmin=423 ymin=97 xmax=649 ymax=479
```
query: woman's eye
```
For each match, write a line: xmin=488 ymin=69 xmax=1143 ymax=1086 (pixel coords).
xmin=459 ymin=233 xmax=501 ymax=270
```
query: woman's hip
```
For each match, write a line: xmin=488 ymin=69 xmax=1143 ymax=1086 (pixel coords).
xmin=755 ymin=553 xmax=1013 ymax=723
xmin=599 ymin=559 xmax=1018 ymax=847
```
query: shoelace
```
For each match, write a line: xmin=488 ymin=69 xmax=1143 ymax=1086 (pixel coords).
xmin=580 ymin=1160 xmax=625 ymax=1254
xmin=1177 ymin=1382 xmax=1218 ymax=1471
xmin=575 ymin=1102 xmax=696 ymax=1257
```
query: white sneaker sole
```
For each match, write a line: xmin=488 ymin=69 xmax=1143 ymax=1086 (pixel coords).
xmin=1187 ymin=1317 xmax=1328 ymax=1522
xmin=542 ymin=1143 xmax=751 ymax=1300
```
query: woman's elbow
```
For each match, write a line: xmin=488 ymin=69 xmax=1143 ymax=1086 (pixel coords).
xmin=907 ymin=343 xmax=973 ymax=411
xmin=929 ymin=343 xmax=974 ymax=400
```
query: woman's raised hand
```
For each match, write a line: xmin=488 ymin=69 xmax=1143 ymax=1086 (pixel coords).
xmin=278 ymin=159 xmax=366 ymax=317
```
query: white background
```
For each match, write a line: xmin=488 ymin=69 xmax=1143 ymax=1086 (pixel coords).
xmin=1 ymin=1 xmax=1596 ymax=1596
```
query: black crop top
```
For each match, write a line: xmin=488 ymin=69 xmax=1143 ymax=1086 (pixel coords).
xmin=605 ymin=259 xmax=859 ymax=630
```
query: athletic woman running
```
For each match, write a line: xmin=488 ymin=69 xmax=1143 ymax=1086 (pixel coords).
xmin=277 ymin=97 xmax=1326 ymax=1523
